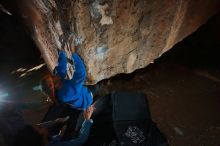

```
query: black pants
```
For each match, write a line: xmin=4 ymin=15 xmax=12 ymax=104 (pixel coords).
xmin=75 ymin=94 xmax=112 ymax=129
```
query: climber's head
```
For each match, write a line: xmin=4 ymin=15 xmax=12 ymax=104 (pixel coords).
xmin=40 ymin=72 xmax=62 ymax=104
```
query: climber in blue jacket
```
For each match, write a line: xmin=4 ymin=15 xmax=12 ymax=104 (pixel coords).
xmin=40 ymin=50 xmax=93 ymax=110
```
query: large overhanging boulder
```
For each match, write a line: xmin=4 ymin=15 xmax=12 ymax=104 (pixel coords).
xmin=17 ymin=0 xmax=220 ymax=84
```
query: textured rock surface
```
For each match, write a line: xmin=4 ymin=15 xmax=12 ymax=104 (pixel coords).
xmin=17 ymin=0 xmax=220 ymax=84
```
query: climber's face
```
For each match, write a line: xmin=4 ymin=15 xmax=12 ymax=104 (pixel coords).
xmin=52 ymin=75 xmax=62 ymax=89
xmin=41 ymin=74 xmax=62 ymax=104
xmin=46 ymin=76 xmax=54 ymax=90
xmin=43 ymin=76 xmax=56 ymax=103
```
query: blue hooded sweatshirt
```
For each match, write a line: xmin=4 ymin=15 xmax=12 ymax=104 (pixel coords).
xmin=54 ymin=51 xmax=93 ymax=109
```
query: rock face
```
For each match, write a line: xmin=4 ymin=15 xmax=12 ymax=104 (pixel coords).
xmin=17 ymin=0 xmax=220 ymax=84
